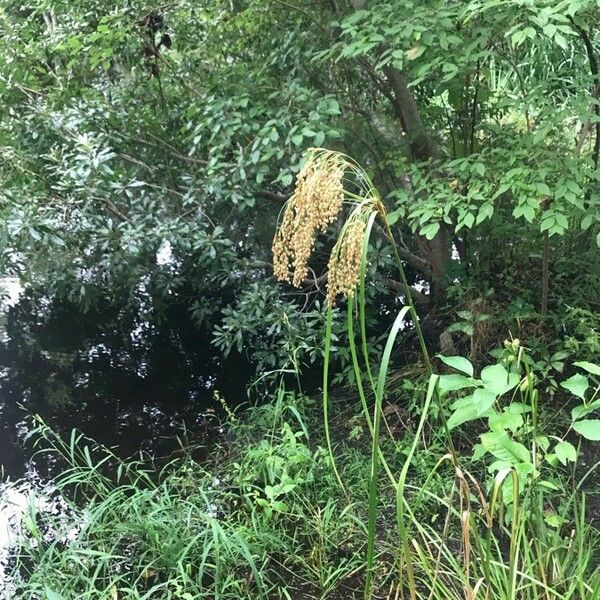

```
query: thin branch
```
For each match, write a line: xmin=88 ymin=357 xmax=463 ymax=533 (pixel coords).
xmin=119 ymin=153 xmax=155 ymax=173
xmin=97 ymin=197 xmax=130 ymax=222
xmin=134 ymin=134 xmax=207 ymax=166
xmin=385 ymin=278 xmax=431 ymax=306
xmin=258 ymin=190 xmax=289 ymax=203
xmin=270 ymin=0 xmax=329 ymax=33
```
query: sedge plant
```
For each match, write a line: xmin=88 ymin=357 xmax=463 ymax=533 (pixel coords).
xmin=272 ymin=148 xmax=455 ymax=598
xmin=272 ymin=148 xmax=599 ymax=599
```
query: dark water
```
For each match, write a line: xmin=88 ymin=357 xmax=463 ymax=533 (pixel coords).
xmin=0 ymin=293 xmax=253 ymax=481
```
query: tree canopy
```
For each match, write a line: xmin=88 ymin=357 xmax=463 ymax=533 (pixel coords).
xmin=1 ymin=0 xmax=599 ymax=368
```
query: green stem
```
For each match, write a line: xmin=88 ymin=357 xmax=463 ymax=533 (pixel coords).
xmin=323 ymin=305 xmax=349 ymax=500
xmin=378 ymin=208 xmax=460 ymax=465
xmin=396 ymin=374 xmax=438 ymax=600
xmin=365 ymin=306 xmax=410 ymax=599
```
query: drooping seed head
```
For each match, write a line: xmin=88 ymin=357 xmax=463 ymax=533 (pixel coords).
xmin=272 ymin=150 xmax=346 ymax=287
xmin=273 ymin=148 xmax=379 ymax=304
xmin=326 ymin=216 xmax=367 ymax=306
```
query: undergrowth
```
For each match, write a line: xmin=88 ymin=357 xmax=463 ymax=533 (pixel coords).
xmin=4 ymin=361 xmax=599 ymax=599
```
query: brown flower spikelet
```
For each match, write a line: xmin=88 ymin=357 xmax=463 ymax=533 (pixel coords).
xmin=326 ymin=217 xmax=367 ymax=305
xmin=272 ymin=152 xmax=345 ymax=287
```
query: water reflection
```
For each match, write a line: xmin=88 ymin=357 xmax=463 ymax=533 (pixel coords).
xmin=0 ymin=291 xmax=253 ymax=480
xmin=0 ymin=285 xmax=255 ymax=591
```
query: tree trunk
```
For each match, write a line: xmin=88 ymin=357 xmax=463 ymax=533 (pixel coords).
xmin=382 ymin=65 xmax=451 ymax=302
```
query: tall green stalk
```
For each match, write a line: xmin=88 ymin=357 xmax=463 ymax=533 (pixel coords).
xmin=364 ymin=305 xmax=411 ymax=598
xmin=323 ymin=304 xmax=349 ymax=500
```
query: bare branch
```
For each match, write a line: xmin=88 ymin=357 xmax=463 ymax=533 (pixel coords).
xmin=98 ymin=198 xmax=130 ymax=222
xmin=258 ymin=190 xmax=289 ymax=203
xmin=385 ymin=278 xmax=431 ymax=306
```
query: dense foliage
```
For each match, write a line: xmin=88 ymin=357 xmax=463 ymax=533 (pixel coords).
xmin=1 ymin=0 xmax=598 ymax=369
xmin=1 ymin=2 xmax=600 ymax=598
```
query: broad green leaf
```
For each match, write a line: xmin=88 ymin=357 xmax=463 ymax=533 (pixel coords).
xmin=536 ymin=182 xmax=552 ymax=196
xmin=488 ymin=459 xmax=512 ymax=472
xmin=507 ymin=402 xmax=531 ymax=414
xmin=438 ymin=374 xmax=478 ymax=394
xmin=448 ymin=389 xmax=496 ymax=430
xmin=480 ymin=431 xmax=531 ymax=465
xmin=481 ymin=364 xmax=519 ymax=396
xmin=572 ymin=419 xmax=600 ymax=441
xmin=560 ymin=373 xmax=589 ymax=400
xmin=573 ymin=361 xmax=600 ymax=376
xmin=436 ymin=354 xmax=474 ymax=376
xmin=554 ymin=441 xmax=577 ymax=465
xmin=571 ymin=399 xmax=600 ymax=422
xmin=472 ymin=443 xmax=486 ymax=461
xmin=314 ymin=131 xmax=325 ymax=146
xmin=386 ymin=209 xmax=401 ymax=226
xmin=421 ymin=222 xmax=440 ymax=240
xmin=489 ymin=409 xmax=523 ymax=433
xmin=473 ymin=162 xmax=486 ymax=176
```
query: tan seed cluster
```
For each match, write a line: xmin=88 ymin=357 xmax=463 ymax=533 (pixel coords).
xmin=272 ymin=151 xmax=345 ymax=287
xmin=326 ymin=217 xmax=367 ymax=305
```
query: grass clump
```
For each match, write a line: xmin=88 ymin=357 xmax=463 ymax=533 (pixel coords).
xmin=6 ymin=395 xmax=373 ymax=599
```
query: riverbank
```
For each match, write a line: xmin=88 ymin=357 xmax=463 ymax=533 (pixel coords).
xmin=4 ymin=375 xmax=599 ymax=599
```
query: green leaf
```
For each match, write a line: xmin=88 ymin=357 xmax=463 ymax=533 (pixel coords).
xmin=45 ymin=589 xmax=66 ymax=600
xmin=560 ymin=373 xmax=589 ymax=400
xmin=314 ymin=131 xmax=325 ymax=146
xmin=386 ymin=209 xmax=401 ymax=226
xmin=473 ymin=162 xmax=485 ymax=176
xmin=480 ymin=431 xmax=531 ymax=465
xmin=436 ymin=354 xmax=474 ymax=376
xmin=581 ymin=213 xmax=594 ymax=230
xmin=535 ymin=435 xmax=550 ymax=451
xmin=489 ymin=409 xmax=523 ymax=433
xmin=539 ymin=480 xmax=559 ymax=491
xmin=421 ymin=222 xmax=440 ymax=240
xmin=544 ymin=511 xmax=566 ymax=528
xmin=571 ymin=399 xmax=600 ymax=422
xmin=507 ymin=402 xmax=531 ymax=414
xmin=572 ymin=419 xmax=600 ymax=441
xmin=438 ymin=374 xmax=478 ymax=394
xmin=554 ymin=441 xmax=577 ymax=465
xmin=481 ymin=364 xmax=519 ymax=396
xmin=447 ymin=389 xmax=496 ymax=430
xmin=536 ymin=182 xmax=552 ymax=196
xmin=476 ymin=202 xmax=494 ymax=224
xmin=573 ymin=361 xmax=600 ymax=376
xmin=280 ymin=173 xmax=293 ymax=187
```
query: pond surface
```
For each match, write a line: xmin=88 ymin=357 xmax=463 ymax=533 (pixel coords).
xmin=0 ymin=289 xmax=253 ymax=481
